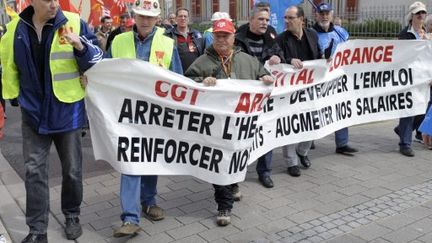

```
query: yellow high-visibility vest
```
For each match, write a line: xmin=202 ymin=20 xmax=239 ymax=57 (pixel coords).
xmin=0 ymin=11 xmax=84 ymax=103
xmin=111 ymin=27 xmax=174 ymax=69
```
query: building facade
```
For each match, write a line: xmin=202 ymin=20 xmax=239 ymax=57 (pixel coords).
xmin=172 ymin=0 xmax=252 ymax=23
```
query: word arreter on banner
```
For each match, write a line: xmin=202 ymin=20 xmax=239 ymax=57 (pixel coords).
xmin=118 ymin=98 xmax=214 ymax=135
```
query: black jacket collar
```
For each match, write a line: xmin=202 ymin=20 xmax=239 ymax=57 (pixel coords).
xmin=19 ymin=6 xmax=68 ymax=30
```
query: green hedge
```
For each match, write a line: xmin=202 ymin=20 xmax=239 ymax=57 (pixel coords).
xmin=344 ymin=19 xmax=402 ymax=38
xmin=190 ymin=23 xmax=212 ymax=33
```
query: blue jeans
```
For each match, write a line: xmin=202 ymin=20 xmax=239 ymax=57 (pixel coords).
xmin=397 ymin=116 xmax=414 ymax=147
xmin=22 ymin=121 xmax=82 ymax=234
xmin=256 ymin=151 xmax=272 ymax=177
xmin=335 ymin=128 xmax=349 ymax=148
xmin=120 ymin=175 xmax=158 ymax=224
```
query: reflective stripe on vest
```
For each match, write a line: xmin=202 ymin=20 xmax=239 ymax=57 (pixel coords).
xmin=111 ymin=27 xmax=174 ymax=69
xmin=0 ymin=11 xmax=83 ymax=103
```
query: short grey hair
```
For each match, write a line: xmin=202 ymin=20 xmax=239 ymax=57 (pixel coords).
xmin=249 ymin=7 xmax=269 ymax=19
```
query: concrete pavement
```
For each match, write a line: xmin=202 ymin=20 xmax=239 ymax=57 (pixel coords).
xmin=1 ymin=119 xmax=432 ymax=242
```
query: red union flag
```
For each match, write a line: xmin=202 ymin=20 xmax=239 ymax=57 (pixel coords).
xmin=59 ymin=0 xmax=79 ymax=13
xmin=16 ymin=0 xmax=30 ymax=13
xmin=105 ymin=0 xmax=129 ymax=25
xmin=87 ymin=0 xmax=105 ymax=27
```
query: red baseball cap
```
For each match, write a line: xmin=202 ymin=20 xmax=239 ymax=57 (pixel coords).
xmin=213 ymin=19 xmax=235 ymax=34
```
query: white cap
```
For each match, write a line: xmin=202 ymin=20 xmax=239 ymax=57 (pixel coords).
xmin=405 ymin=1 xmax=427 ymax=24
xmin=409 ymin=1 xmax=427 ymax=15
xmin=132 ymin=0 xmax=161 ymax=17
xmin=211 ymin=12 xmax=232 ymax=22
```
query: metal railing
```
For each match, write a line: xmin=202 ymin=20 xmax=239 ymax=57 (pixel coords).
xmin=306 ymin=5 xmax=412 ymax=38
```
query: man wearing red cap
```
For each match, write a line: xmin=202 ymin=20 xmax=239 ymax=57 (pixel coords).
xmin=185 ymin=16 xmax=274 ymax=226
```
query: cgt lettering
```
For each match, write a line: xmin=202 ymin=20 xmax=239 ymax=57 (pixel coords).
xmin=155 ymin=80 xmax=204 ymax=105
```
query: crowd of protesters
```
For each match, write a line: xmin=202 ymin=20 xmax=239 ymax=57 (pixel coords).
xmin=1 ymin=0 xmax=432 ymax=242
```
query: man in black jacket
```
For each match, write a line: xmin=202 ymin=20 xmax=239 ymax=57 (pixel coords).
xmin=106 ymin=13 xmax=131 ymax=51
xmin=164 ymin=7 xmax=206 ymax=71
xmin=235 ymin=7 xmax=284 ymax=188
xmin=276 ymin=6 xmax=320 ymax=177
xmin=236 ymin=1 xmax=277 ymax=38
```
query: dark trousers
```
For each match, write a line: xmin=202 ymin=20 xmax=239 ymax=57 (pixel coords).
xmin=397 ymin=93 xmax=432 ymax=146
xmin=22 ymin=121 xmax=83 ymax=234
xmin=213 ymin=183 xmax=236 ymax=211
xmin=256 ymin=151 xmax=272 ymax=177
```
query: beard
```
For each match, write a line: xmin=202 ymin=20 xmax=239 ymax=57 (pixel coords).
xmin=318 ymin=21 xmax=330 ymax=29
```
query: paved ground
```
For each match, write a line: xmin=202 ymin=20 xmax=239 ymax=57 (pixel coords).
xmin=1 ymin=106 xmax=432 ymax=242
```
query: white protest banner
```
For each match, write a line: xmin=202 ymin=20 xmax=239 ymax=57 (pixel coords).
xmin=251 ymin=39 xmax=432 ymax=161
xmin=85 ymin=59 xmax=272 ymax=185
xmin=85 ymin=40 xmax=432 ymax=185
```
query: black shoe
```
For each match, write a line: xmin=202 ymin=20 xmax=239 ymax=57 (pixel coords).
xmin=216 ymin=210 xmax=231 ymax=226
xmin=287 ymin=166 xmax=301 ymax=177
xmin=394 ymin=126 xmax=400 ymax=136
xmin=21 ymin=233 xmax=47 ymax=243
xmin=258 ymin=176 xmax=274 ymax=188
xmin=399 ymin=147 xmax=415 ymax=157
xmin=65 ymin=217 xmax=82 ymax=240
xmin=415 ymin=132 xmax=424 ymax=144
xmin=296 ymin=152 xmax=311 ymax=168
xmin=310 ymin=141 xmax=315 ymax=149
xmin=336 ymin=145 xmax=358 ymax=155
xmin=81 ymin=129 xmax=87 ymax=137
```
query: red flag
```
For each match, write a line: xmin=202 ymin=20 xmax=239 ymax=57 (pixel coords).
xmin=106 ymin=0 xmax=128 ymax=26
xmin=87 ymin=0 xmax=105 ymax=28
xmin=59 ymin=0 xmax=79 ymax=13
xmin=77 ymin=0 xmax=83 ymax=14
xmin=16 ymin=0 xmax=30 ymax=13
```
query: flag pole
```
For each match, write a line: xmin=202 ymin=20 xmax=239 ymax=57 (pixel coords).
xmin=305 ymin=0 xmax=318 ymax=11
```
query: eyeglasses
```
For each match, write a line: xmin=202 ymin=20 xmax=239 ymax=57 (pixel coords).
xmin=257 ymin=17 xmax=270 ymax=22
xmin=415 ymin=11 xmax=427 ymax=15
xmin=284 ymin=16 xmax=298 ymax=20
